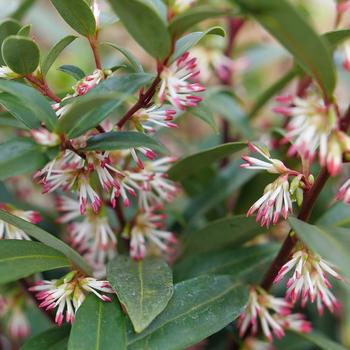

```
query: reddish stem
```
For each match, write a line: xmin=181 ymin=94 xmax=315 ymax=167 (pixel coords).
xmin=89 ymin=35 xmax=102 ymax=70
xmin=25 ymin=74 xmax=61 ymax=103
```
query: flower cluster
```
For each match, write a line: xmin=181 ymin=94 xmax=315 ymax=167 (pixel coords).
xmin=238 ymin=287 xmax=311 ymax=342
xmin=29 ymin=271 xmax=114 ymax=326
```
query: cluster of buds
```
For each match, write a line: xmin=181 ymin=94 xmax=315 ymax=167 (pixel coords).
xmin=237 ymin=287 xmax=311 ymax=342
xmin=241 ymin=143 xmax=308 ymax=227
xmin=29 ymin=271 xmax=114 ymax=326
xmin=274 ymin=245 xmax=343 ymax=315
xmin=0 ymin=203 xmax=41 ymax=240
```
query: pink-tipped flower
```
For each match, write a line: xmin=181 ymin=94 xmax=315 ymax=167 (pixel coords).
xmin=8 ymin=308 xmax=31 ymax=339
xmin=0 ymin=204 xmax=42 ymax=240
xmin=125 ymin=210 xmax=177 ymax=260
xmin=247 ymin=175 xmax=293 ymax=227
xmin=336 ymin=178 xmax=350 ymax=203
xmin=159 ymin=52 xmax=205 ymax=110
xmin=238 ymin=287 xmax=296 ymax=342
xmin=29 ymin=271 xmax=114 ymax=326
xmin=30 ymin=128 xmax=60 ymax=146
xmin=133 ymin=105 xmax=178 ymax=132
xmin=74 ymin=69 xmax=104 ymax=96
xmin=274 ymin=248 xmax=343 ymax=315
xmin=130 ymin=147 xmax=157 ymax=169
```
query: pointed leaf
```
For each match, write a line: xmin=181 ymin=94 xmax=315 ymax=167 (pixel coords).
xmin=107 ymin=0 xmax=171 ymax=59
xmin=58 ymin=64 xmax=86 ymax=80
xmin=0 ymin=240 xmax=70 ymax=284
xmin=128 ymin=275 xmax=248 ymax=350
xmin=0 ymin=209 xmax=91 ymax=274
xmin=107 ymin=256 xmax=173 ymax=333
xmin=168 ymin=142 xmax=246 ymax=181
xmin=17 ymin=24 xmax=32 ymax=36
xmin=68 ymin=295 xmax=127 ymax=350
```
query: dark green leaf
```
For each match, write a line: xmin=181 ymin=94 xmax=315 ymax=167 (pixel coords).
xmin=0 ymin=240 xmax=69 ymax=284
xmin=0 ymin=19 xmax=21 ymax=65
xmin=128 ymin=275 xmax=248 ymax=350
xmin=2 ymin=35 xmax=40 ymax=75
xmin=68 ymin=296 xmax=127 ymax=350
xmin=107 ymin=256 xmax=173 ymax=333
xmin=0 ymin=209 xmax=91 ymax=274
xmin=188 ymin=101 xmax=218 ymax=132
xmin=50 ymin=0 xmax=96 ymax=37
xmin=58 ymin=64 xmax=86 ymax=80
xmin=289 ymin=217 xmax=350 ymax=281
xmin=41 ymin=35 xmax=77 ymax=76
xmin=169 ymin=6 xmax=231 ymax=37
xmin=323 ymin=29 xmax=350 ymax=49
xmin=103 ymin=42 xmax=144 ymax=72
xmin=0 ymin=112 xmax=29 ymax=129
xmin=235 ymin=0 xmax=336 ymax=99
xmin=21 ymin=325 xmax=70 ymax=350
xmin=0 ymin=138 xmax=46 ymax=180
xmin=107 ymin=0 xmax=171 ymax=59
xmin=174 ymin=244 xmax=278 ymax=282
xmin=84 ymin=131 xmax=166 ymax=154
xmin=168 ymin=142 xmax=246 ymax=181
xmin=0 ymin=92 xmax=40 ymax=129
xmin=0 ymin=79 xmax=58 ymax=130
xmin=171 ymin=26 xmax=225 ymax=62
xmin=182 ymin=215 xmax=266 ymax=256
xmin=316 ymin=202 xmax=350 ymax=228
xmin=17 ymin=24 xmax=32 ymax=36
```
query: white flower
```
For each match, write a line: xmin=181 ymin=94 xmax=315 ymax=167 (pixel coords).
xmin=30 ymin=128 xmax=60 ymax=146
xmin=0 ymin=66 xmax=20 ymax=79
xmin=336 ymin=178 xmax=350 ymax=204
xmin=29 ymin=271 xmax=114 ymax=326
xmin=172 ymin=0 xmax=197 ymax=13
xmin=74 ymin=69 xmax=104 ymax=96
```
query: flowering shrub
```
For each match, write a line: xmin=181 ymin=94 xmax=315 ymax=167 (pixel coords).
xmin=0 ymin=0 xmax=350 ymax=349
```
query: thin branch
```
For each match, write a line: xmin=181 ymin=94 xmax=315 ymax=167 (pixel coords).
xmin=88 ymin=35 xmax=102 ymax=70
xmin=25 ymin=74 xmax=61 ymax=103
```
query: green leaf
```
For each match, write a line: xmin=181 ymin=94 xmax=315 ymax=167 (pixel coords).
xmin=323 ymin=29 xmax=350 ymax=49
xmin=2 ymin=35 xmax=40 ymax=75
xmin=83 ymin=131 xmax=166 ymax=154
xmin=17 ymin=24 xmax=32 ymax=36
xmin=0 ymin=79 xmax=58 ymax=130
xmin=0 ymin=209 xmax=91 ymax=275
xmin=182 ymin=215 xmax=266 ymax=256
xmin=68 ymin=295 xmax=127 ymax=350
xmin=171 ymin=26 xmax=225 ymax=62
xmin=102 ymin=42 xmax=144 ymax=72
xmin=50 ymin=0 xmax=96 ymax=37
xmin=0 ymin=19 xmax=21 ymax=65
xmin=57 ymin=73 xmax=153 ymax=138
xmin=107 ymin=256 xmax=173 ymax=333
xmin=288 ymin=330 xmax=347 ymax=350
xmin=0 ymin=138 xmax=46 ymax=180
xmin=188 ymin=101 xmax=218 ymax=132
xmin=235 ymin=0 xmax=336 ymax=99
xmin=21 ymin=325 xmax=70 ymax=350
xmin=0 ymin=112 xmax=29 ymax=129
xmin=174 ymin=244 xmax=278 ymax=282
xmin=107 ymin=0 xmax=171 ymax=59
xmin=41 ymin=35 xmax=77 ymax=76
xmin=169 ymin=6 xmax=231 ymax=37
xmin=289 ymin=217 xmax=350 ymax=281
xmin=0 ymin=93 xmax=40 ymax=129
xmin=168 ymin=142 xmax=246 ymax=181
xmin=12 ymin=0 xmax=38 ymax=21
xmin=316 ymin=202 xmax=350 ymax=228
xmin=0 ymin=240 xmax=69 ymax=284
xmin=58 ymin=64 xmax=86 ymax=80
xmin=128 ymin=275 xmax=248 ymax=350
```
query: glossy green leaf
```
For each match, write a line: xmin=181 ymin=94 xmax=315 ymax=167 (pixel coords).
xmin=288 ymin=330 xmax=347 ymax=350
xmin=17 ymin=24 xmax=32 ymax=36
xmin=0 ymin=79 xmax=58 ymax=130
xmin=0 ymin=19 xmax=21 ymax=65
xmin=0 ymin=92 xmax=40 ymax=129
xmin=289 ymin=217 xmax=350 ymax=281
xmin=58 ymin=64 xmax=86 ymax=80
xmin=107 ymin=256 xmax=173 ymax=333
xmin=323 ymin=29 xmax=350 ymax=49
xmin=171 ymin=26 xmax=225 ymax=62
xmin=57 ymin=73 xmax=153 ymax=138
xmin=41 ymin=35 xmax=77 ymax=76
xmin=182 ymin=215 xmax=266 ymax=256
xmin=2 ymin=35 xmax=40 ymax=75
xmin=168 ymin=142 xmax=246 ymax=181
xmin=175 ymin=244 xmax=278 ymax=282
xmin=188 ymin=101 xmax=218 ymax=132
xmin=0 ymin=112 xmax=29 ymax=129
xmin=316 ymin=202 xmax=350 ymax=228
xmin=84 ymin=131 xmax=166 ymax=154
xmin=68 ymin=295 xmax=127 ymax=350
xmin=169 ymin=6 xmax=231 ymax=37
xmin=103 ymin=42 xmax=144 ymax=72
xmin=0 ymin=138 xmax=46 ymax=180
xmin=128 ymin=275 xmax=248 ymax=350
xmin=107 ymin=0 xmax=171 ymax=59
xmin=21 ymin=325 xmax=70 ymax=350
xmin=0 ymin=240 xmax=69 ymax=284
xmin=0 ymin=209 xmax=91 ymax=274
xmin=50 ymin=0 xmax=96 ymax=37
xmin=12 ymin=0 xmax=38 ymax=21
xmin=235 ymin=0 xmax=336 ymax=99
